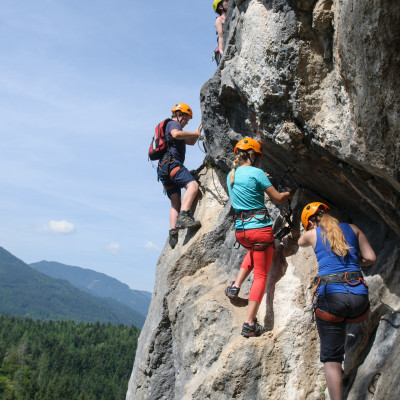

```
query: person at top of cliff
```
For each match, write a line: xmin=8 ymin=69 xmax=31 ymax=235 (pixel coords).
xmin=213 ymin=0 xmax=228 ymax=66
xmin=298 ymin=202 xmax=376 ymax=400
xmin=157 ymin=103 xmax=203 ymax=249
xmin=225 ymin=138 xmax=292 ymax=338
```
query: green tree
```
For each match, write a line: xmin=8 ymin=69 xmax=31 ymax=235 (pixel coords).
xmin=0 ymin=313 xmax=140 ymax=399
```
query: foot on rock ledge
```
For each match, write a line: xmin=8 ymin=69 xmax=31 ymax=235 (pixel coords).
xmin=175 ymin=210 xmax=201 ymax=229
xmin=225 ymin=283 xmax=240 ymax=299
xmin=241 ymin=319 xmax=267 ymax=338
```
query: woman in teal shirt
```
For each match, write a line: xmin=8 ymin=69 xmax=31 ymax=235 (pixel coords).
xmin=225 ymin=138 xmax=291 ymax=337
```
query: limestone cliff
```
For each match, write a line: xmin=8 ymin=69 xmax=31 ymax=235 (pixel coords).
xmin=127 ymin=1 xmax=400 ymax=399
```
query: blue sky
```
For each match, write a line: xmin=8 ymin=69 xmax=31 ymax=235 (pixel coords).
xmin=0 ymin=1 xmax=219 ymax=291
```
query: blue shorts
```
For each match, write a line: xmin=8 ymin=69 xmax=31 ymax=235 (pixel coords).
xmin=157 ymin=155 xmax=195 ymax=198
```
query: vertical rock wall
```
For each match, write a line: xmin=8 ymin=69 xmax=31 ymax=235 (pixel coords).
xmin=128 ymin=0 xmax=400 ymax=399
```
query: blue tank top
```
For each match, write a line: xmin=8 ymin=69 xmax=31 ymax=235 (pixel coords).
xmin=315 ymin=223 xmax=368 ymax=295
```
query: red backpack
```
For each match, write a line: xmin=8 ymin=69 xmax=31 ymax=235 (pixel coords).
xmin=148 ymin=119 xmax=172 ymax=161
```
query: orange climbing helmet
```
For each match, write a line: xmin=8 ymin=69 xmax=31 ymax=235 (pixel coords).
xmin=171 ymin=103 xmax=192 ymax=119
xmin=301 ymin=202 xmax=330 ymax=231
xmin=234 ymin=137 xmax=263 ymax=157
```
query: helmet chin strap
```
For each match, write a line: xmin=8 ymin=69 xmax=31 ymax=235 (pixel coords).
xmin=175 ymin=113 xmax=183 ymax=125
xmin=248 ymin=151 xmax=258 ymax=166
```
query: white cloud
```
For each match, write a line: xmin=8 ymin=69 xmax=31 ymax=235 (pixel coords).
xmin=144 ymin=241 xmax=160 ymax=252
xmin=106 ymin=242 xmax=120 ymax=255
xmin=44 ymin=219 xmax=75 ymax=234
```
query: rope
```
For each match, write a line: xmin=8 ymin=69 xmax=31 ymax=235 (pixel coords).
xmin=197 ymin=136 xmax=208 ymax=154
xmin=210 ymin=166 xmax=227 ymax=205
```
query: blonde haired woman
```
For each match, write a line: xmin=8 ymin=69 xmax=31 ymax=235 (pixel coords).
xmin=225 ymin=138 xmax=291 ymax=337
xmin=298 ymin=202 xmax=376 ymax=400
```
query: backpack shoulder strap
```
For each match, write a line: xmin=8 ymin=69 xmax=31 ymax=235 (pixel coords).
xmin=162 ymin=119 xmax=173 ymax=152
xmin=163 ymin=118 xmax=173 ymax=140
xmin=162 ymin=118 xmax=172 ymax=130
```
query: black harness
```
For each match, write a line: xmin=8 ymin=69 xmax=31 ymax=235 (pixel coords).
xmin=312 ymin=271 xmax=370 ymax=323
xmin=319 ymin=271 xmax=364 ymax=286
xmin=234 ymin=208 xmax=269 ymax=221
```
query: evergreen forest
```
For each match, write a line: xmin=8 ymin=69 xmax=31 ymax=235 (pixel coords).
xmin=0 ymin=313 xmax=140 ymax=400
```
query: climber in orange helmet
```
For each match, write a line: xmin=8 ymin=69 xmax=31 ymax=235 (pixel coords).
xmin=157 ymin=103 xmax=202 ymax=249
xmin=298 ymin=202 xmax=376 ymax=400
xmin=225 ymin=137 xmax=292 ymax=338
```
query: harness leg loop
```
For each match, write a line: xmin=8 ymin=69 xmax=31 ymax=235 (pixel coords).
xmin=251 ymin=242 xmax=274 ymax=251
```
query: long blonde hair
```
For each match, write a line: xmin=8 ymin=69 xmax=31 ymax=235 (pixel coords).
xmin=229 ymin=151 xmax=251 ymax=187
xmin=317 ymin=214 xmax=350 ymax=257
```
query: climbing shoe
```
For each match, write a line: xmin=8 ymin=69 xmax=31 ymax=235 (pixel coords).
xmin=225 ymin=282 xmax=240 ymax=299
xmin=175 ymin=210 xmax=201 ymax=229
xmin=241 ymin=319 xmax=267 ymax=338
xmin=169 ymin=229 xmax=179 ymax=249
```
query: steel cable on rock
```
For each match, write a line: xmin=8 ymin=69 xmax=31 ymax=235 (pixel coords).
xmin=196 ymin=136 xmax=227 ymax=206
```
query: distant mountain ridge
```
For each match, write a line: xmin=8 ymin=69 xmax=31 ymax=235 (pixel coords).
xmin=0 ymin=247 xmax=145 ymax=328
xmin=31 ymin=261 xmax=151 ymax=319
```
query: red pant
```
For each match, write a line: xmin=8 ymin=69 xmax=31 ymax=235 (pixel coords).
xmin=236 ymin=227 xmax=274 ymax=303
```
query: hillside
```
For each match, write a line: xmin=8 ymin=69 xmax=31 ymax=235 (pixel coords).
xmin=31 ymin=260 xmax=151 ymax=318
xmin=0 ymin=247 xmax=145 ymax=328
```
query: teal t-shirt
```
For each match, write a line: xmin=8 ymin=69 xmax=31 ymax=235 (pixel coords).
xmin=227 ymin=166 xmax=272 ymax=230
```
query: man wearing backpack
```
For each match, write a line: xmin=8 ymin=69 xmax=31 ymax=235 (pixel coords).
xmin=157 ymin=103 xmax=202 ymax=248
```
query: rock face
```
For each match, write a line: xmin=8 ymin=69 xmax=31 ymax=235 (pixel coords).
xmin=127 ymin=1 xmax=400 ymax=399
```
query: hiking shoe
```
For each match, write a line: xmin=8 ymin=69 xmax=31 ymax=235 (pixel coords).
xmin=175 ymin=210 xmax=201 ymax=229
xmin=241 ymin=319 xmax=267 ymax=338
xmin=169 ymin=229 xmax=179 ymax=249
xmin=225 ymin=282 xmax=240 ymax=299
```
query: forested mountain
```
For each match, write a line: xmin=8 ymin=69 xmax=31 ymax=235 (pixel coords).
xmin=0 ymin=247 xmax=145 ymax=327
xmin=31 ymin=260 xmax=151 ymax=318
xmin=0 ymin=313 xmax=140 ymax=399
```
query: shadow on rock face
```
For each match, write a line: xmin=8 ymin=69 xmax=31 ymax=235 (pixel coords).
xmin=228 ymin=297 xmax=248 ymax=308
xmin=263 ymin=234 xmax=300 ymax=330
xmin=264 ymin=241 xmax=288 ymax=330
xmin=182 ymin=225 xmax=202 ymax=246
